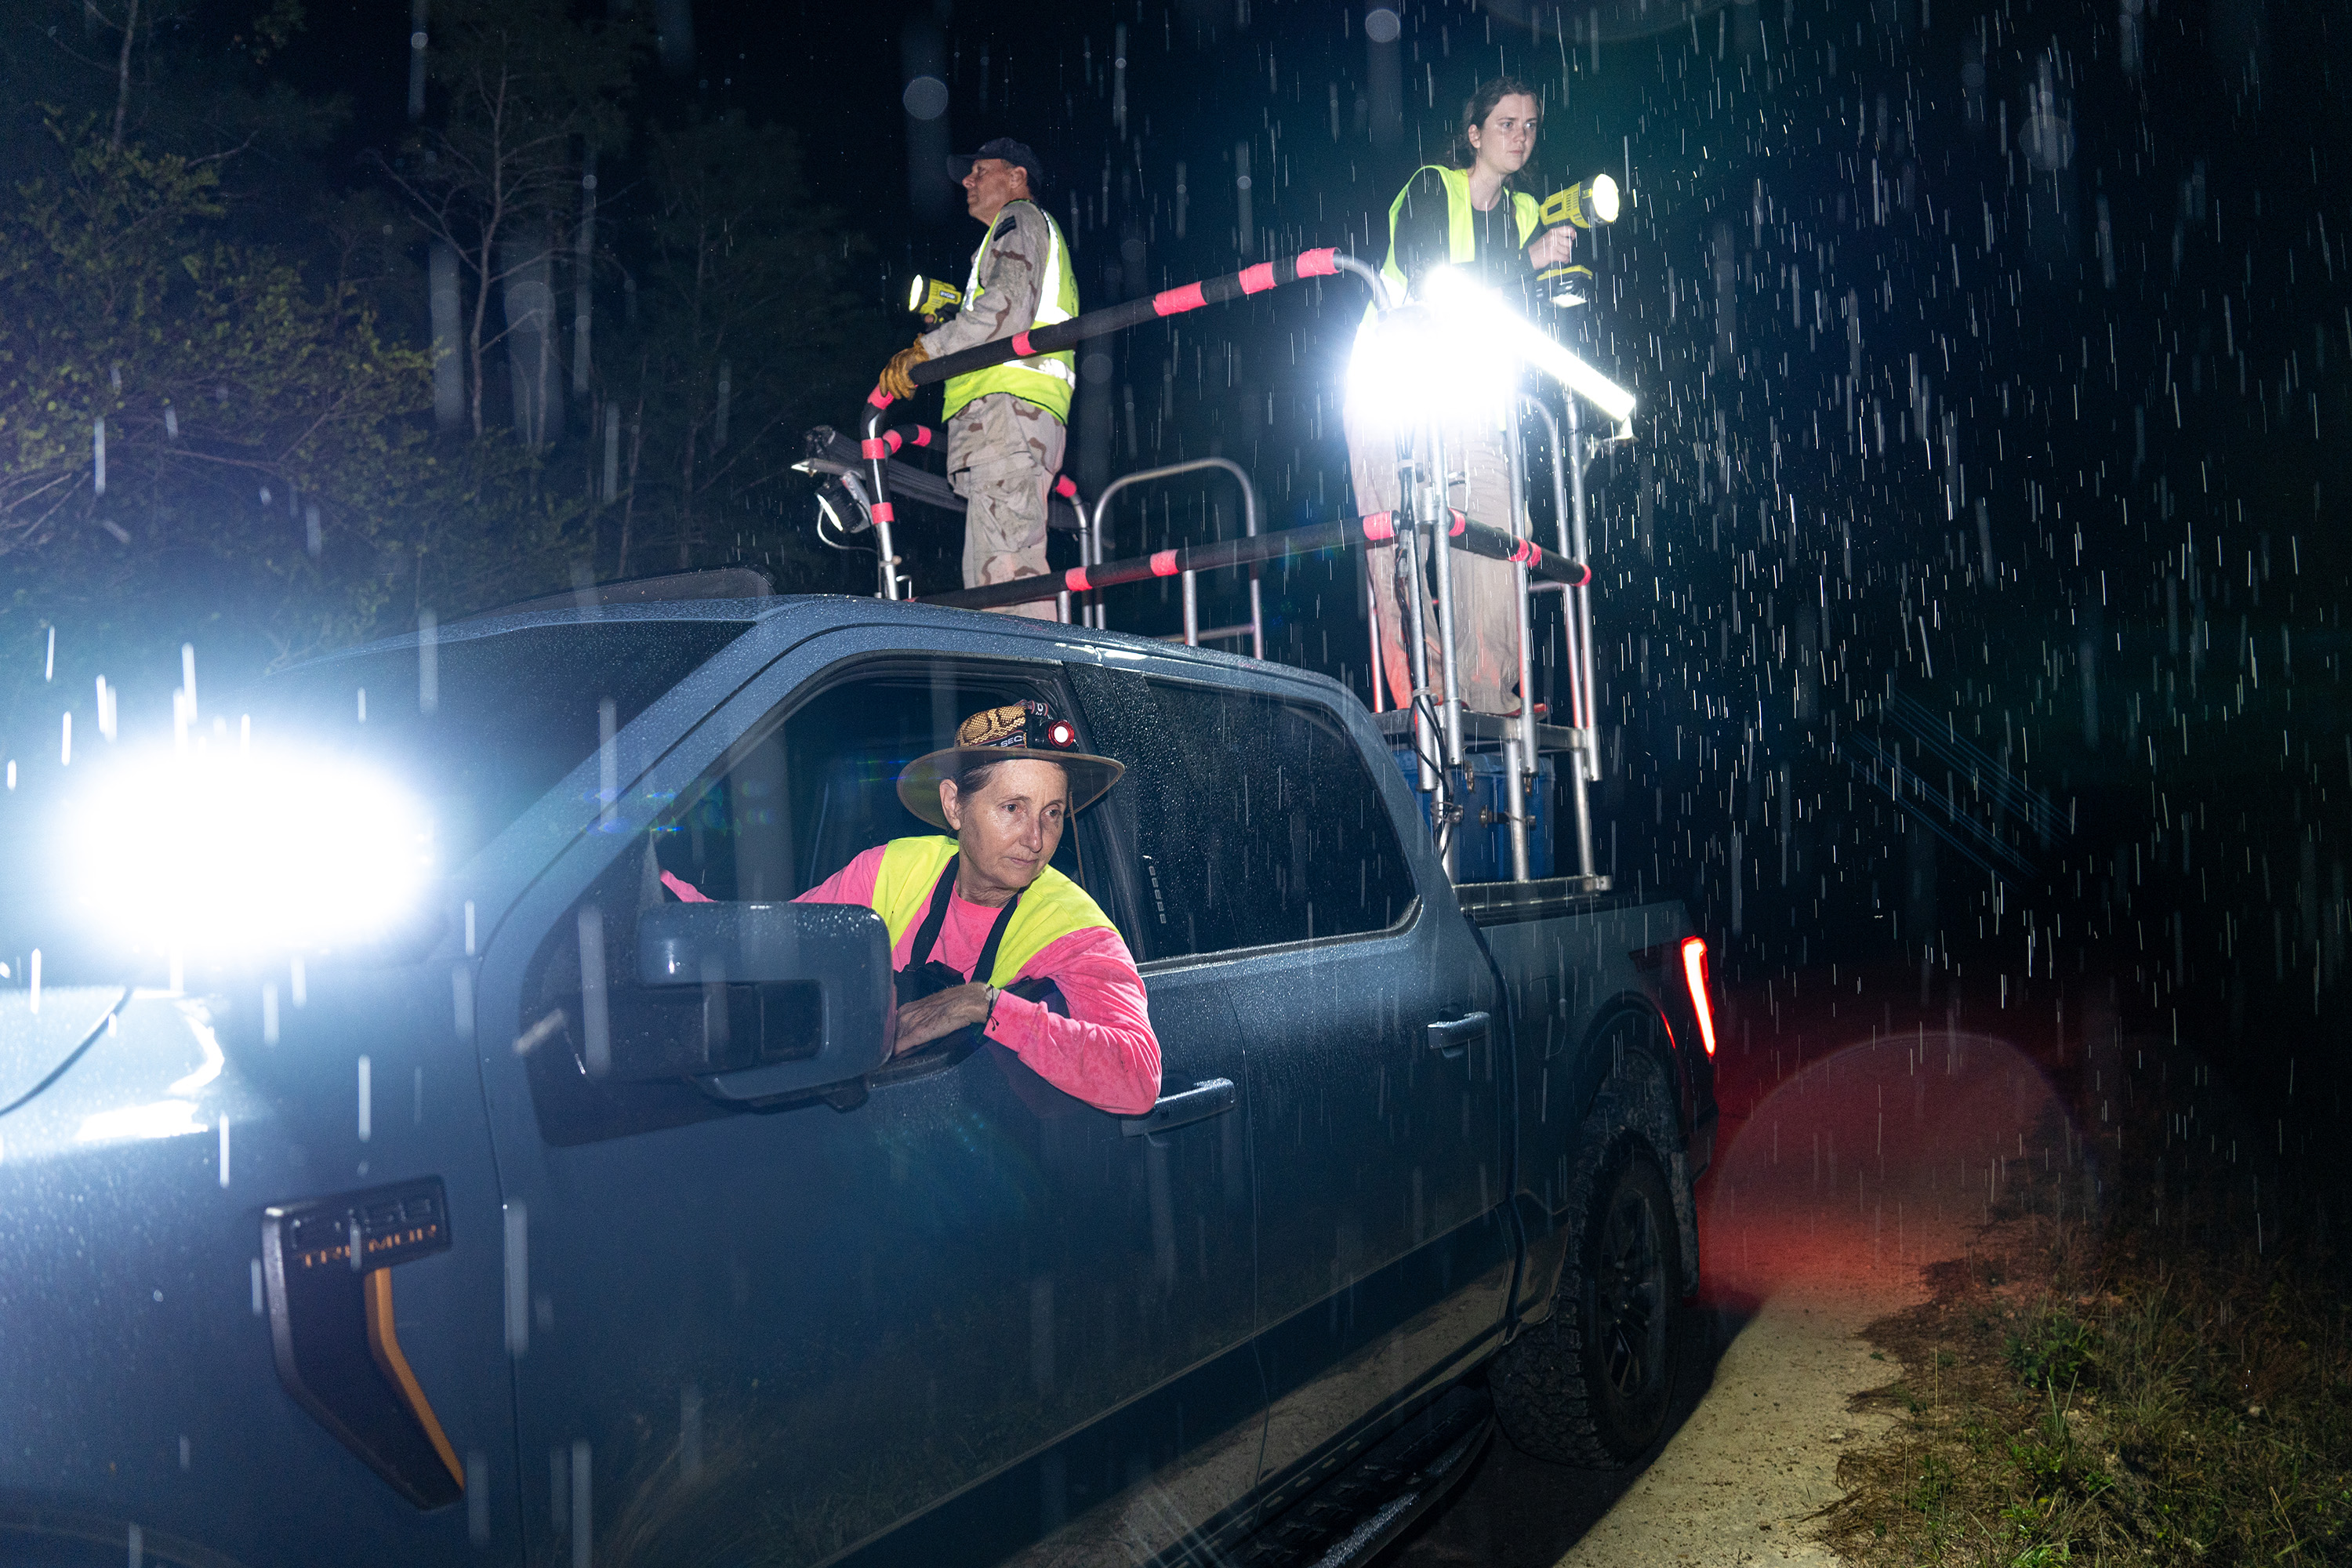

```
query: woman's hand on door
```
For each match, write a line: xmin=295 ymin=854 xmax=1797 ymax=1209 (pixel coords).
xmin=893 ymin=982 xmax=996 ymax=1053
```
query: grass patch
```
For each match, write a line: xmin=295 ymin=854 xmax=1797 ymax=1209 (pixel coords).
xmin=1818 ymin=1043 xmax=2352 ymax=1566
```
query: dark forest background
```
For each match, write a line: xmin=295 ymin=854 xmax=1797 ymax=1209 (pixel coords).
xmin=4 ymin=0 xmax=2350 ymax=1183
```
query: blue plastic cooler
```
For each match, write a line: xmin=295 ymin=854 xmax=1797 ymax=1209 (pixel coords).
xmin=1390 ymin=746 xmax=1555 ymax=884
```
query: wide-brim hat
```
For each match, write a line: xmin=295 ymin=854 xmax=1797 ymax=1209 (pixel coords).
xmin=896 ymin=700 xmax=1123 ymax=832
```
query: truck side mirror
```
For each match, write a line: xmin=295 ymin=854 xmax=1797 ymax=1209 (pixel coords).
xmin=615 ymin=902 xmax=896 ymax=1107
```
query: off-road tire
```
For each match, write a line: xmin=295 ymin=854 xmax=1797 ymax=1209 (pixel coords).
xmin=1489 ymin=1051 xmax=1689 ymax=1467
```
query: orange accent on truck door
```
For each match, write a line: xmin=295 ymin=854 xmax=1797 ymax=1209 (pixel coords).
xmin=363 ymin=1269 xmax=465 ymax=1491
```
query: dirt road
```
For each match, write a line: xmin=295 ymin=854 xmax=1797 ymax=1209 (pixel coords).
xmin=1397 ymin=1011 xmax=2078 ymax=1566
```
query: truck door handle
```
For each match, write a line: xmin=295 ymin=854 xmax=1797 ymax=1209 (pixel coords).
xmin=1121 ymin=1077 xmax=1237 ymax=1138
xmin=1426 ymin=1012 xmax=1490 ymax=1059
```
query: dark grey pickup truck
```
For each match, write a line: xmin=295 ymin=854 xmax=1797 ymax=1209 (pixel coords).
xmin=0 ymin=589 xmax=1715 ymax=1567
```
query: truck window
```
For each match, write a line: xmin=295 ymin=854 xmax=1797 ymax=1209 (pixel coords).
xmin=249 ymin=618 xmax=750 ymax=869
xmin=520 ymin=657 xmax=1132 ymax=1145
xmin=1069 ymin=667 xmax=1417 ymax=959
xmin=643 ymin=659 xmax=1111 ymax=916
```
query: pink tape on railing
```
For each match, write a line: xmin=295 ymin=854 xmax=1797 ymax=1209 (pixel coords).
xmin=1053 ymin=476 xmax=1079 ymax=499
xmin=1011 ymin=331 xmax=1035 ymax=357
xmin=1508 ymin=539 xmax=1541 ymax=566
xmin=1149 ymin=550 xmax=1180 ymax=576
xmin=871 ymin=503 xmax=895 ymax=524
xmin=1237 ymin=262 xmax=1277 ymax=295
xmin=867 ymin=387 xmax=895 ymax=409
xmin=1064 ymin=566 xmax=1092 ymax=592
xmin=861 ymin=437 xmax=891 ymax=459
xmin=1446 ymin=510 xmax=1468 ymax=535
xmin=660 ymin=871 xmax=712 ymax=904
xmin=1359 ymin=511 xmax=1396 ymax=541
xmin=1152 ymin=281 xmax=1207 ymax=315
xmin=1297 ymin=248 xmax=1340 ymax=278
xmin=909 ymin=425 xmax=935 ymax=446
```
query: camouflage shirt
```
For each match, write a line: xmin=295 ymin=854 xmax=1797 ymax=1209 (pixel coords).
xmin=918 ymin=199 xmax=1054 ymax=361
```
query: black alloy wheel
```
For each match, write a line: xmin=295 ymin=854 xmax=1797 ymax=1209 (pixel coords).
xmin=1589 ymin=1171 xmax=1669 ymax=1420
xmin=1489 ymin=1055 xmax=1689 ymax=1469
xmin=1574 ymin=1152 xmax=1676 ymax=1458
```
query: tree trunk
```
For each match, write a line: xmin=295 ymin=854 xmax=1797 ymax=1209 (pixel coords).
xmin=468 ymin=230 xmax=495 ymax=438
xmin=677 ymin=424 xmax=697 ymax=568
xmin=616 ymin=394 xmax=644 ymax=576
xmin=109 ymin=0 xmax=140 ymax=150
xmin=572 ymin=149 xmax=597 ymax=399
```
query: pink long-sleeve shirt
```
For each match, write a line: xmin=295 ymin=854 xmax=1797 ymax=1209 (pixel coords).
xmin=793 ymin=846 xmax=1162 ymax=1116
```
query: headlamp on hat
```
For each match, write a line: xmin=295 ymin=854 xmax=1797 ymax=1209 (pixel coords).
xmin=895 ymin=700 xmax=1123 ymax=831
xmin=964 ymin=700 xmax=1079 ymax=753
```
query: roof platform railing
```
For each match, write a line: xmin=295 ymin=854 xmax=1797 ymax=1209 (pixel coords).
xmin=841 ymin=244 xmax=1642 ymax=887
xmin=1080 ymin=456 xmax=1264 ymax=657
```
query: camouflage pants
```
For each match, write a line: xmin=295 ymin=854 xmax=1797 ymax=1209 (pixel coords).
xmin=946 ymin=393 xmax=1067 ymax=621
xmin=1344 ymin=401 xmax=1524 ymax=716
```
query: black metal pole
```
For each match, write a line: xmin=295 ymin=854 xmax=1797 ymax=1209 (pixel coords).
xmin=916 ymin=510 xmax=1589 ymax=615
xmin=858 ymin=248 xmax=1373 ymax=599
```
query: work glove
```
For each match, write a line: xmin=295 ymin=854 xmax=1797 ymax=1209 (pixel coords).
xmin=880 ymin=338 xmax=930 ymax=401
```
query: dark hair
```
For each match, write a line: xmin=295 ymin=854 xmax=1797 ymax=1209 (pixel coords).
xmin=953 ymin=757 xmax=1010 ymax=798
xmin=947 ymin=756 xmax=1070 ymax=818
xmin=1443 ymin=75 xmax=1541 ymax=169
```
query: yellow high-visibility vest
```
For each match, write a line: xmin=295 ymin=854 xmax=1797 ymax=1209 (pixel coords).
xmin=869 ymin=835 xmax=1112 ymax=986
xmin=1374 ymin=165 xmax=1540 ymax=313
xmin=942 ymin=201 xmax=1081 ymax=423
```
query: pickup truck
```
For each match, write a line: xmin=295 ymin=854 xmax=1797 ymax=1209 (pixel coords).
xmin=0 ymin=583 xmax=1717 ymax=1568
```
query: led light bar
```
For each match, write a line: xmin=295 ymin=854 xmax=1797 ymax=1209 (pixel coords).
xmin=1419 ymin=267 xmax=1638 ymax=423
xmin=1517 ymin=332 xmax=1639 ymax=424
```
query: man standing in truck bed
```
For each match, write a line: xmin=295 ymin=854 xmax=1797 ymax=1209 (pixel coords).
xmin=880 ymin=138 xmax=1080 ymax=618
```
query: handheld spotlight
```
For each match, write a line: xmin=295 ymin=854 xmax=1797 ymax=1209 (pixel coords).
xmin=1534 ymin=173 xmax=1621 ymax=306
xmin=1538 ymin=173 xmax=1621 ymax=231
xmin=906 ymin=274 xmax=963 ymax=320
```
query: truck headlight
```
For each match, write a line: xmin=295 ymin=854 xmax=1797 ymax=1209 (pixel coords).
xmin=59 ymin=744 xmax=437 ymax=960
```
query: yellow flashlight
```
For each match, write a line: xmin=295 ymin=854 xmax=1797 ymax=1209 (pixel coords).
xmin=906 ymin=274 xmax=963 ymax=317
xmin=1538 ymin=172 xmax=1621 ymax=230
xmin=1534 ymin=174 xmax=1621 ymax=305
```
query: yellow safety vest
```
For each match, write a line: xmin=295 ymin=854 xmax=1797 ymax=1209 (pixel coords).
xmin=942 ymin=201 xmax=1081 ymax=424
xmin=869 ymin=836 xmax=1113 ymax=987
xmin=1374 ymin=165 xmax=1541 ymax=313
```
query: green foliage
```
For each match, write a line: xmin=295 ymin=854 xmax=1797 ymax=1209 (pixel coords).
xmin=1907 ymin=1452 xmax=1955 ymax=1513
xmin=1824 ymin=1078 xmax=2352 ymax=1568
xmin=0 ymin=115 xmax=581 ymax=728
xmin=2004 ymin=1306 xmax=2097 ymax=1393
xmin=0 ymin=0 xmax=889 ymax=742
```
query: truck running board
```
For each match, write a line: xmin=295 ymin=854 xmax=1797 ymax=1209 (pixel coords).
xmin=1236 ymin=1385 xmax=1494 ymax=1568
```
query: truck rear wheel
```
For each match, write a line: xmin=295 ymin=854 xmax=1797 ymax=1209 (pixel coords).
xmin=1490 ymin=1059 xmax=1686 ymax=1467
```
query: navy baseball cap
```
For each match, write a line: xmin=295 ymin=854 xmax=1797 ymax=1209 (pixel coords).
xmin=947 ymin=137 xmax=1047 ymax=192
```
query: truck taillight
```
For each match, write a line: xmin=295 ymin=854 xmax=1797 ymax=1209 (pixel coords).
xmin=1679 ymin=936 xmax=1716 ymax=1057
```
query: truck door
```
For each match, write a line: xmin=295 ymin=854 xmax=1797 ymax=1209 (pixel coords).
xmin=471 ymin=633 xmax=1262 ymax=1568
xmin=1065 ymin=666 xmax=1511 ymax=1507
